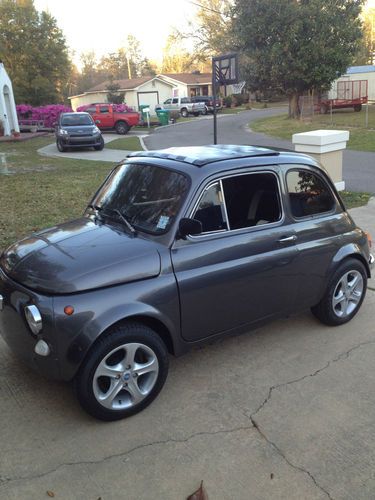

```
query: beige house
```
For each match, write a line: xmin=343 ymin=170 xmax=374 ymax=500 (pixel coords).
xmin=68 ymin=73 xmax=213 ymax=111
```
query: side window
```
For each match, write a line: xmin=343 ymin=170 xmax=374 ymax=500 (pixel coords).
xmin=164 ymin=99 xmax=172 ymax=104
xmin=85 ymin=106 xmax=96 ymax=114
xmin=193 ymin=182 xmax=228 ymax=233
xmin=287 ymin=169 xmax=336 ymax=217
xmin=222 ymin=173 xmax=281 ymax=230
xmin=100 ymin=106 xmax=110 ymax=113
xmin=172 ymin=98 xmax=179 ymax=104
xmin=181 ymin=97 xmax=189 ymax=103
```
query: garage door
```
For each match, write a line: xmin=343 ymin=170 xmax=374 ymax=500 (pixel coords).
xmin=137 ymin=92 xmax=159 ymax=112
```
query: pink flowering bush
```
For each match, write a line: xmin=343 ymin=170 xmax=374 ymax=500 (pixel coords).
xmin=16 ymin=104 xmax=72 ymax=128
xmin=77 ymin=103 xmax=134 ymax=113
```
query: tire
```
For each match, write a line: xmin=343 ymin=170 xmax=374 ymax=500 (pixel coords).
xmin=320 ymin=104 xmax=328 ymax=115
xmin=74 ymin=322 xmax=169 ymax=421
xmin=193 ymin=112 xmax=200 ymax=117
xmin=56 ymin=139 xmax=66 ymax=152
xmin=311 ymin=258 xmax=367 ymax=326
xmin=94 ymin=136 xmax=104 ymax=151
xmin=354 ymin=104 xmax=362 ymax=112
xmin=180 ymin=108 xmax=189 ymax=118
xmin=201 ymin=106 xmax=208 ymax=115
xmin=115 ymin=121 xmax=130 ymax=135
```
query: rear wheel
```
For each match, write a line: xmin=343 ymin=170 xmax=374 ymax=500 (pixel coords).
xmin=74 ymin=322 xmax=169 ymax=421
xmin=311 ymin=259 xmax=367 ymax=326
xmin=94 ymin=136 xmax=104 ymax=151
xmin=180 ymin=108 xmax=189 ymax=118
xmin=354 ymin=104 xmax=362 ymax=112
xmin=56 ymin=139 xmax=66 ymax=152
xmin=201 ymin=106 xmax=208 ymax=115
xmin=115 ymin=121 xmax=130 ymax=135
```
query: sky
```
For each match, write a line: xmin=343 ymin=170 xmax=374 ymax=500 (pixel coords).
xmin=34 ymin=0 xmax=198 ymax=67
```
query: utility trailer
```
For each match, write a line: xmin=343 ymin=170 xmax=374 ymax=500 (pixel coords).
xmin=320 ymin=80 xmax=368 ymax=113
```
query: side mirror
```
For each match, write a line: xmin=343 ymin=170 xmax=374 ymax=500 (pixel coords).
xmin=178 ymin=218 xmax=202 ymax=239
xmin=95 ymin=119 xmax=101 ymax=124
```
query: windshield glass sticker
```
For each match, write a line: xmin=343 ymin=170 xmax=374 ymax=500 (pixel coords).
xmin=157 ymin=215 xmax=170 ymax=229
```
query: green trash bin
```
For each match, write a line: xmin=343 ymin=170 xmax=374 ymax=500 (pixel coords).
xmin=156 ymin=109 xmax=170 ymax=126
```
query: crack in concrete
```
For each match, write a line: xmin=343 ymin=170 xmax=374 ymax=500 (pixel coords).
xmin=248 ymin=340 xmax=375 ymax=500
xmin=0 ymin=425 xmax=256 ymax=489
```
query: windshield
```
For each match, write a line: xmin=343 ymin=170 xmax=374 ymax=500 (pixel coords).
xmin=91 ymin=163 xmax=190 ymax=234
xmin=61 ymin=114 xmax=93 ymax=126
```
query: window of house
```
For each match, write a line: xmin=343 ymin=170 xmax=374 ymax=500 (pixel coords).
xmin=286 ymin=169 xmax=336 ymax=218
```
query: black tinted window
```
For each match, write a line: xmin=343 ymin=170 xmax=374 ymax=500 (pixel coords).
xmin=222 ymin=173 xmax=281 ymax=229
xmin=85 ymin=107 xmax=96 ymax=113
xmin=92 ymin=164 xmax=189 ymax=234
xmin=193 ymin=182 xmax=227 ymax=233
xmin=100 ymin=106 xmax=109 ymax=113
xmin=61 ymin=114 xmax=93 ymax=126
xmin=287 ymin=170 xmax=336 ymax=217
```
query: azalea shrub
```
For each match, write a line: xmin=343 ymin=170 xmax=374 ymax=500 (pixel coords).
xmin=77 ymin=103 xmax=134 ymax=113
xmin=16 ymin=104 xmax=72 ymax=128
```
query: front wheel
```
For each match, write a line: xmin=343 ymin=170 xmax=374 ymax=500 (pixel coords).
xmin=56 ymin=139 xmax=66 ymax=152
xmin=311 ymin=259 xmax=367 ymax=326
xmin=94 ymin=136 xmax=104 ymax=151
xmin=115 ymin=121 xmax=130 ymax=135
xmin=74 ymin=322 xmax=169 ymax=421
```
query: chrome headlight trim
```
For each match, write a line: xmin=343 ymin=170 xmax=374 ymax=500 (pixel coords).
xmin=25 ymin=305 xmax=42 ymax=335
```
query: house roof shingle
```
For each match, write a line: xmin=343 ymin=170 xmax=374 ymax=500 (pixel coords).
xmin=161 ymin=73 xmax=212 ymax=84
xmin=87 ymin=76 xmax=154 ymax=92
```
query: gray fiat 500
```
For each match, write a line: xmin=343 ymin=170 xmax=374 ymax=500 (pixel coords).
xmin=0 ymin=146 xmax=373 ymax=421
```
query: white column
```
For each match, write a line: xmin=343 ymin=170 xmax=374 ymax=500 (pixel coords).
xmin=292 ymin=130 xmax=349 ymax=191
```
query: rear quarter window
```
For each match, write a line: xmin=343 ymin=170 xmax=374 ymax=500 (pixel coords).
xmin=286 ymin=169 xmax=336 ymax=218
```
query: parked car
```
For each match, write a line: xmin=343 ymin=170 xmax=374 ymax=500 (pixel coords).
xmin=55 ymin=112 xmax=104 ymax=152
xmin=191 ymin=95 xmax=223 ymax=113
xmin=0 ymin=145 xmax=373 ymax=421
xmin=157 ymin=97 xmax=206 ymax=117
xmin=84 ymin=103 xmax=139 ymax=134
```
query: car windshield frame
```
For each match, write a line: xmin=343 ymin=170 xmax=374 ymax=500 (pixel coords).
xmin=90 ymin=162 xmax=191 ymax=235
xmin=60 ymin=114 xmax=94 ymax=127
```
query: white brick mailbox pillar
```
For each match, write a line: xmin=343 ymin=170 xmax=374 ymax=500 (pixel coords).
xmin=292 ymin=130 xmax=349 ymax=191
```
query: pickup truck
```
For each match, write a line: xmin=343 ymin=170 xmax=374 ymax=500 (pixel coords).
xmin=83 ymin=103 xmax=139 ymax=134
xmin=157 ymin=97 xmax=206 ymax=117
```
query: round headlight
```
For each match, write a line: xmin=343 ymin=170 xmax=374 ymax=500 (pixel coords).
xmin=25 ymin=305 xmax=42 ymax=335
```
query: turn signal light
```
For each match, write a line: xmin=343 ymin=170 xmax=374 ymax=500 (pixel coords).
xmin=64 ymin=305 xmax=74 ymax=316
xmin=365 ymin=231 xmax=372 ymax=249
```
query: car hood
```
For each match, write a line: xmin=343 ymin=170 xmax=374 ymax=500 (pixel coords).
xmin=0 ymin=218 xmax=162 ymax=294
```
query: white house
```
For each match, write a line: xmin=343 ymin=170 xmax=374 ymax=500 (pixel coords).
xmin=0 ymin=62 xmax=20 ymax=136
xmin=329 ymin=65 xmax=375 ymax=101
xmin=68 ymin=73 xmax=213 ymax=111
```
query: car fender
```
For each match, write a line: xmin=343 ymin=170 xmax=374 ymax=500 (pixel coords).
xmin=60 ymin=299 xmax=179 ymax=381
xmin=330 ymin=243 xmax=371 ymax=277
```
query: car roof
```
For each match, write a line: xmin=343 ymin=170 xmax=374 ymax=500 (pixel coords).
xmin=127 ymin=145 xmax=280 ymax=167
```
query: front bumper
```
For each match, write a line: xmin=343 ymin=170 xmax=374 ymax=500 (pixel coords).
xmin=59 ymin=134 xmax=102 ymax=147
xmin=0 ymin=268 xmax=61 ymax=380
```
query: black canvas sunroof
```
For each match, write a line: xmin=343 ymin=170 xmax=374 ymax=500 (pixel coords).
xmin=127 ymin=145 xmax=279 ymax=167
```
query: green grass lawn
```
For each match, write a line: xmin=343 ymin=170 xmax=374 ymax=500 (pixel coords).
xmin=251 ymin=106 xmax=375 ymax=152
xmin=0 ymin=136 xmax=113 ymax=251
xmin=105 ymin=136 xmax=143 ymax=151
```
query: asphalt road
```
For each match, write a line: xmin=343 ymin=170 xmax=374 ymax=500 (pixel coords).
xmin=145 ymin=108 xmax=375 ymax=193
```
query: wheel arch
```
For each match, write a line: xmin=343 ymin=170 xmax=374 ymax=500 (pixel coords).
xmin=65 ymin=305 xmax=178 ymax=381
xmin=331 ymin=244 xmax=371 ymax=278
xmin=115 ymin=119 xmax=130 ymax=128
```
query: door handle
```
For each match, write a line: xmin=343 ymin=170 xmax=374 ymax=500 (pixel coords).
xmin=278 ymin=235 xmax=297 ymax=243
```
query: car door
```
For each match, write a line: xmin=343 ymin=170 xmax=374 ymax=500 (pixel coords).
xmin=96 ymin=105 xmax=113 ymax=128
xmin=163 ymin=99 xmax=172 ymax=111
xmin=171 ymin=169 xmax=300 ymax=342
xmin=283 ymin=165 xmax=347 ymax=309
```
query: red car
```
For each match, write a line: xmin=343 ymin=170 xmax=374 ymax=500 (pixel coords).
xmin=83 ymin=103 xmax=139 ymax=134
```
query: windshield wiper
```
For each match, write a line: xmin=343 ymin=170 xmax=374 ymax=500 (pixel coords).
xmin=88 ymin=204 xmax=137 ymax=235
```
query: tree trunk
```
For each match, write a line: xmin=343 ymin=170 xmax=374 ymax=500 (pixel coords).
xmin=288 ymin=92 xmax=301 ymax=119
